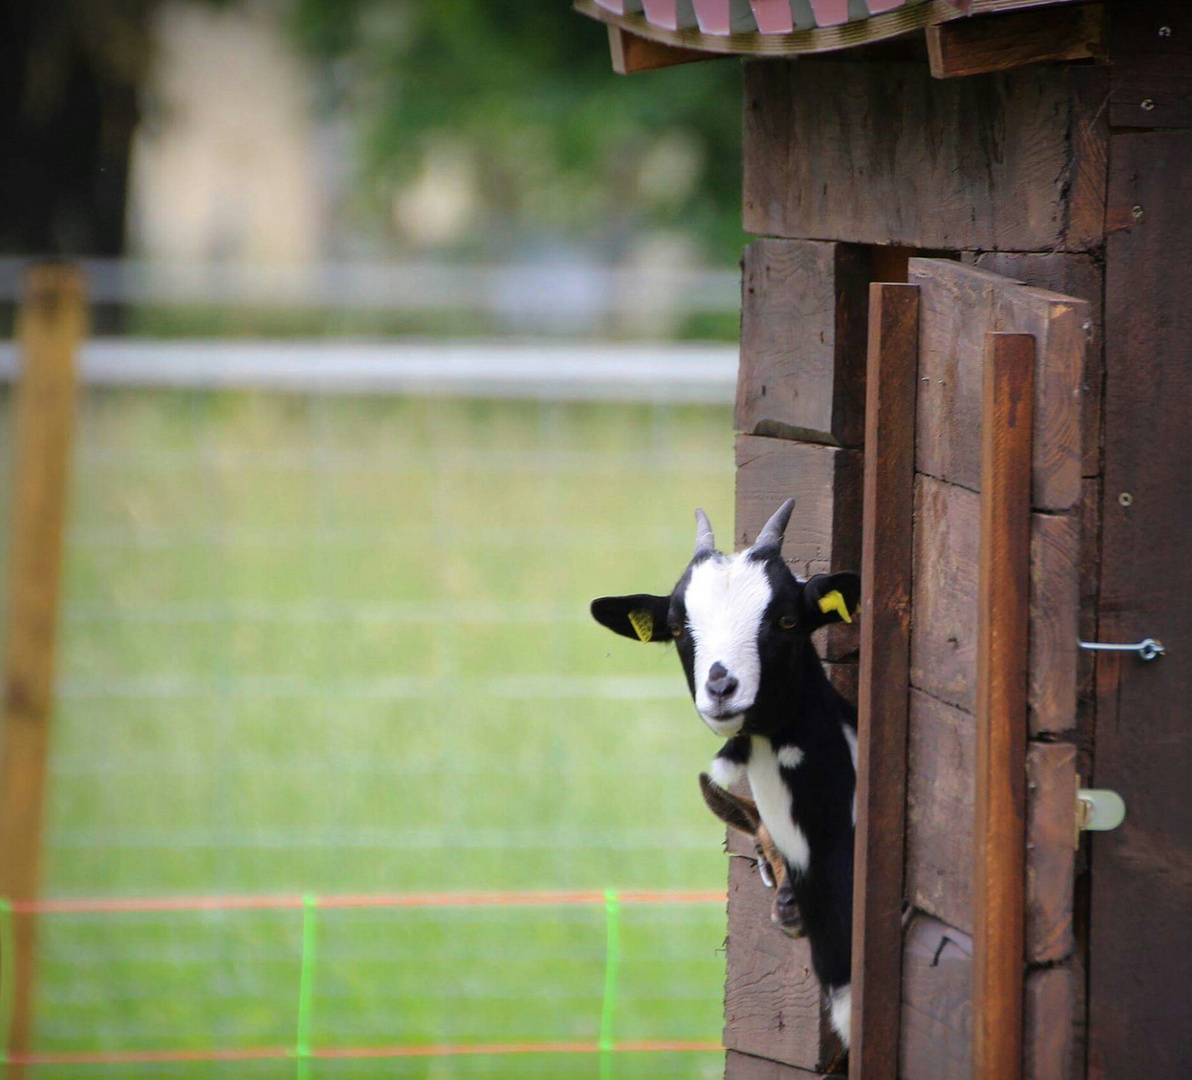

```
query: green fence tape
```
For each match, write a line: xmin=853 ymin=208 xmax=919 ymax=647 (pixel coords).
xmin=599 ymin=888 xmax=621 ymax=1080
xmin=294 ymin=893 xmax=318 ymax=1080
xmin=0 ymin=899 xmax=13 ymax=1065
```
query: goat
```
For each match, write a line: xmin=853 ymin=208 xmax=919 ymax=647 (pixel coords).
xmin=590 ymin=498 xmax=859 ymax=1047
xmin=699 ymin=771 xmax=803 ymax=938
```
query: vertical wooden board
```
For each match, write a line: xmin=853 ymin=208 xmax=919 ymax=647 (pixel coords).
xmin=973 ymin=333 xmax=1033 ymax=1080
xmin=724 ymin=847 xmax=841 ymax=1071
xmin=850 ymin=282 xmax=918 ymax=1080
xmin=1025 ymin=742 xmax=1076 ymax=965
xmin=910 ymin=475 xmax=1077 ymax=733
xmin=900 ymin=914 xmax=973 ymax=1080
xmin=743 ymin=60 xmax=1106 ymax=252
xmin=905 ymin=688 xmax=975 ymax=933
xmin=973 ymin=253 xmax=1103 ymax=479
xmin=1108 ymin=1 xmax=1192 ymax=130
xmin=1090 ymin=129 xmax=1192 ymax=1080
xmin=735 ymin=435 xmax=862 ymax=661
xmin=1077 ymin=478 xmax=1101 ymax=705
xmin=737 ymin=239 xmax=871 ymax=448
xmin=910 ymin=258 xmax=1084 ymax=512
xmin=1024 ymin=964 xmax=1074 ymax=1080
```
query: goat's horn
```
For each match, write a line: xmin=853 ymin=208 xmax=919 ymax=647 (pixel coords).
xmin=694 ymin=508 xmax=716 ymax=556
xmin=752 ymin=497 xmax=795 ymax=553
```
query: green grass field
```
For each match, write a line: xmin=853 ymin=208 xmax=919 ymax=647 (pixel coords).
xmin=0 ymin=387 xmax=739 ymax=1079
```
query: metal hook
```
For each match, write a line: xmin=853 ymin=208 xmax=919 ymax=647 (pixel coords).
xmin=1078 ymin=637 xmax=1166 ymax=661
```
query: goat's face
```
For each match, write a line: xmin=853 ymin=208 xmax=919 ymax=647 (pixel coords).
xmin=699 ymin=772 xmax=803 ymax=938
xmin=591 ymin=499 xmax=859 ymax=737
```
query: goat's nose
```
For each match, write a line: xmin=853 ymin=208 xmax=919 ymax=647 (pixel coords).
xmin=706 ymin=662 xmax=738 ymax=700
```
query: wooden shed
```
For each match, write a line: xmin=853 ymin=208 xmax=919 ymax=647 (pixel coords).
xmin=575 ymin=3 xmax=1191 ymax=1079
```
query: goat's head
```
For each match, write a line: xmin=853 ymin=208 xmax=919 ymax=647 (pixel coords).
xmin=590 ymin=499 xmax=859 ymax=738
xmin=699 ymin=772 xmax=803 ymax=937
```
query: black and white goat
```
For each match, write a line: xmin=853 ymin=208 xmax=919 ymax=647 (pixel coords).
xmin=590 ymin=499 xmax=859 ymax=1046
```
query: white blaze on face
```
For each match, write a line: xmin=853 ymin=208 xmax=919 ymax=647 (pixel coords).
xmin=683 ymin=553 xmax=774 ymax=732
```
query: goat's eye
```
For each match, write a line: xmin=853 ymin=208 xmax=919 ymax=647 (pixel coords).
xmin=778 ymin=615 xmax=797 ymax=631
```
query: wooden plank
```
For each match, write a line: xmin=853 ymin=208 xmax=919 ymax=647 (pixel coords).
xmin=972 ymin=254 xmax=1103 ymax=479
xmin=1025 ymin=742 xmax=1076 ymax=965
xmin=724 ymin=834 xmax=843 ymax=1071
xmin=910 ymin=258 xmax=1084 ymax=513
xmin=735 ymin=435 xmax=862 ymax=661
xmin=973 ymin=332 xmax=1033 ymax=1080
xmin=1108 ymin=2 xmax=1192 ymax=130
xmin=606 ymin=24 xmax=716 ymax=72
xmin=725 ymin=1049 xmax=828 ymax=1079
xmin=743 ymin=60 xmax=1108 ymax=252
xmin=926 ymin=4 xmax=1103 ymax=79
xmin=900 ymin=912 xmax=973 ymax=1080
xmin=1024 ymin=964 xmax=1075 ymax=1080
xmin=1090 ymin=129 xmax=1192 ymax=1079
xmin=0 ymin=264 xmax=85 ymax=1065
xmin=849 ymin=283 xmax=918 ymax=1080
xmin=909 ymin=476 xmax=1078 ymax=735
xmin=737 ymin=240 xmax=871 ymax=448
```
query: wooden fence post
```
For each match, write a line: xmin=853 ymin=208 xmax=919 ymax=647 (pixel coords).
xmin=0 ymin=263 xmax=85 ymax=1069
xmin=973 ymin=332 xmax=1034 ymax=1080
xmin=849 ymin=282 xmax=918 ymax=1079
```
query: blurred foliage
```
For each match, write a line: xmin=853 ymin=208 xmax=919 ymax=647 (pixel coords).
xmin=291 ymin=0 xmax=745 ymax=264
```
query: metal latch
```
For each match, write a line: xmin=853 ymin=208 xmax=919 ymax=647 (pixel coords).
xmin=1075 ymin=775 xmax=1127 ymax=848
xmin=1078 ymin=637 xmax=1165 ymax=661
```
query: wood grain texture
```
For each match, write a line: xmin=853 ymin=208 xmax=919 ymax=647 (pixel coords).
xmin=1024 ymin=964 xmax=1074 ymax=1080
xmin=910 ymin=476 xmax=1077 ymax=734
xmin=0 ymin=264 xmax=85 ymax=1064
xmin=972 ymin=253 xmax=1103 ymax=479
xmin=972 ymin=333 xmax=1033 ymax=1080
xmin=849 ymin=283 xmax=918 ymax=1080
xmin=735 ymin=435 xmax=862 ymax=661
xmin=905 ymin=688 xmax=975 ymax=933
xmin=1025 ymin=742 xmax=1077 ymax=965
xmin=926 ymin=3 xmax=1104 ymax=79
xmin=900 ymin=913 xmax=973 ymax=1080
xmin=911 ymin=258 xmax=1084 ymax=513
xmin=606 ymin=24 xmax=716 ymax=72
xmin=725 ymin=1049 xmax=830 ymax=1079
xmin=743 ymin=60 xmax=1106 ymax=252
xmin=1089 ymin=129 xmax=1192 ymax=1080
xmin=737 ymin=240 xmax=871 ymax=448
xmin=1108 ymin=1 xmax=1192 ymax=130
xmin=724 ymin=840 xmax=843 ymax=1071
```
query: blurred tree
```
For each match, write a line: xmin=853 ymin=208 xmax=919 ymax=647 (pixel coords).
xmin=292 ymin=0 xmax=745 ymax=263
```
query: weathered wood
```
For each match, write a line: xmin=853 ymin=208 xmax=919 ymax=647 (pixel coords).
xmin=911 ymin=258 xmax=1084 ymax=513
xmin=926 ymin=4 xmax=1103 ymax=79
xmin=1024 ymin=964 xmax=1074 ymax=1080
xmin=1025 ymin=742 xmax=1076 ymax=965
xmin=725 ymin=1049 xmax=829 ymax=1079
xmin=910 ymin=476 xmax=1078 ymax=735
xmin=1108 ymin=1 xmax=1192 ymax=130
xmin=743 ymin=60 xmax=1107 ymax=252
xmin=606 ymin=24 xmax=716 ymax=72
xmin=737 ymin=240 xmax=871 ymax=448
xmin=0 ymin=264 xmax=85 ymax=1065
xmin=1089 ymin=129 xmax=1192 ymax=1079
xmin=735 ymin=435 xmax=862 ymax=661
xmin=724 ymin=836 xmax=843 ymax=1071
xmin=849 ymin=283 xmax=918 ymax=1080
xmin=1077 ymin=477 xmax=1101 ymax=705
xmin=972 ymin=254 xmax=1103 ymax=479
xmin=900 ymin=913 xmax=973 ymax=1080
xmin=973 ymin=332 xmax=1033 ymax=1080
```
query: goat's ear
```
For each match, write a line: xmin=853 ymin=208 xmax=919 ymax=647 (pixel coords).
xmin=699 ymin=773 xmax=761 ymax=837
xmin=802 ymin=571 xmax=861 ymax=630
xmin=590 ymin=594 xmax=671 ymax=643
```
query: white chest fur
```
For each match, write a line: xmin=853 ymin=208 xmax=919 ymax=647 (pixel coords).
xmin=747 ymin=736 xmax=810 ymax=872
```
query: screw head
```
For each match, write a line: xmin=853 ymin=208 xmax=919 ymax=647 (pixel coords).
xmin=1142 ymin=98 xmax=1157 ymax=111
xmin=1118 ymin=491 xmax=1133 ymax=507
xmin=1159 ymin=25 xmax=1172 ymax=37
xmin=1132 ymin=205 xmax=1144 ymax=220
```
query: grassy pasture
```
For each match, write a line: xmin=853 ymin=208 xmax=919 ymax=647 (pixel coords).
xmin=0 ymin=388 xmax=738 ymax=1079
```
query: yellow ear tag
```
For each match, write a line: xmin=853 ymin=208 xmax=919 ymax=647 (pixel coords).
xmin=628 ymin=610 xmax=654 ymax=643
xmin=817 ymin=589 xmax=853 ymax=624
